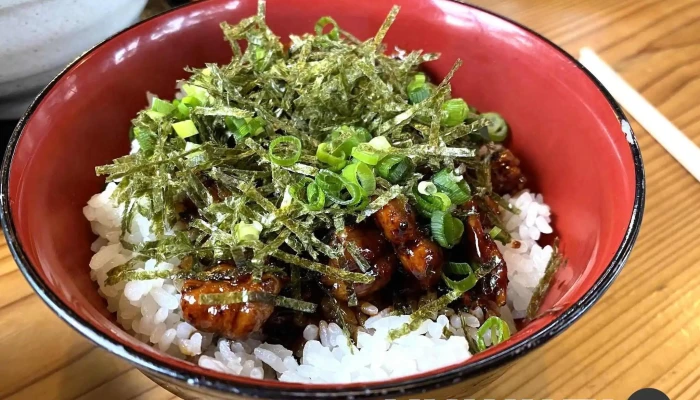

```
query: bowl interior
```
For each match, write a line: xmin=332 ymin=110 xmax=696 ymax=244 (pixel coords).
xmin=4 ymin=0 xmax=639 ymax=394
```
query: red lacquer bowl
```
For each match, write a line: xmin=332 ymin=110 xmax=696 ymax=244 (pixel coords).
xmin=0 ymin=0 xmax=644 ymax=399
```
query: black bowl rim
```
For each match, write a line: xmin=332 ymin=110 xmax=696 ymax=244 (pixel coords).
xmin=0 ymin=0 xmax=645 ymax=398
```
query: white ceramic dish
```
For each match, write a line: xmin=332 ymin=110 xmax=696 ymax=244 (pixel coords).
xmin=0 ymin=0 xmax=148 ymax=119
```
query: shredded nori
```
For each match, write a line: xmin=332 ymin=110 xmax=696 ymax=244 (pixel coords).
xmin=95 ymin=0 xmax=532 ymax=343
xmin=526 ymin=239 xmax=566 ymax=320
xmin=199 ymin=290 xmax=317 ymax=313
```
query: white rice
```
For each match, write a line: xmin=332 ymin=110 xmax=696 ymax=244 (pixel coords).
xmin=84 ymin=166 xmax=554 ymax=382
xmin=498 ymin=191 xmax=555 ymax=319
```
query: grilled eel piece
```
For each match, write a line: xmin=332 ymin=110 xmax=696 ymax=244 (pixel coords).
xmin=373 ymin=198 xmax=444 ymax=289
xmin=461 ymin=200 xmax=508 ymax=309
xmin=181 ymin=264 xmax=283 ymax=340
xmin=322 ymin=222 xmax=397 ymax=301
xmin=490 ymin=149 xmax=527 ymax=196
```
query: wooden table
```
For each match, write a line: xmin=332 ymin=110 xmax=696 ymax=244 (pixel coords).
xmin=1 ymin=0 xmax=698 ymax=398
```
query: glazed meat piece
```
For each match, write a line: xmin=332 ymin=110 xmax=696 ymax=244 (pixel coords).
xmin=181 ymin=265 xmax=282 ymax=340
xmin=323 ymin=223 xmax=397 ymax=300
xmin=490 ymin=149 xmax=527 ymax=195
xmin=461 ymin=200 xmax=508 ymax=308
xmin=374 ymin=198 xmax=443 ymax=289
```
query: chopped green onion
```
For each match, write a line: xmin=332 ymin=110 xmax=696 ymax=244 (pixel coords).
xmin=482 ymin=112 xmax=508 ymax=142
xmin=445 ymin=262 xmax=473 ymax=276
xmin=315 ymin=16 xmax=340 ymax=40
xmin=248 ymin=117 xmax=266 ymax=136
xmin=329 ymin=126 xmax=371 ymax=156
xmin=351 ymin=144 xmax=384 ymax=165
xmin=172 ymin=120 xmax=199 ymax=138
xmin=199 ymin=290 xmax=317 ymax=313
xmin=368 ymin=136 xmax=392 ymax=151
xmin=181 ymin=95 xmax=202 ymax=108
xmin=315 ymin=169 xmax=344 ymax=194
xmin=316 ymin=169 xmax=363 ymax=206
xmin=235 ymin=221 xmax=263 ymax=242
xmin=269 ymin=136 xmax=302 ymax=167
xmin=488 ymin=226 xmax=510 ymax=244
xmin=431 ymin=210 xmax=464 ymax=248
xmin=432 ymin=168 xmax=472 ymax=204
xmin=440 ymin=98 xmax=469 ymax=127
xmin=412 ymin=185 xmax=451 ymax=217
xmin=341 ymin=162 xmax=376 ymax=196
xmin=432 ymin=192 xmax=452 ymax=208
xmin=376 ymin=154 xmax=414 ymax=184
xmin=151 ymin=98 xmax=176 ymax=114
xmin=145 ymin=110 xmax=165 ymax=120
xmin=177 ymin=102 xmax=190 ymax=118
xmin=316 ymin=142 xmax=347 ymax=171
xmin=476 ymin=316 xmax=511 ymax=351
xmin=228 ymin=116 xmax=266 ymax=142
xmin=182 ymin=83 xmax=208 ymax=104
xmin=442 ymin=267 xmax=478 ymax=292
xmin=306 ymin=182 xmax=326 ymax=211
xmin=407 ymin=73 xmax=430 ymax=104
xmin=289 ymin=178 xmax=326 ymax=211
xmin=227 ymin=116 xmax=250 ymax=139
xmin=417 ymin=181 xmax=437 ymax=195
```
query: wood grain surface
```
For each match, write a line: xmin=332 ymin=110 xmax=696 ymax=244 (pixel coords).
xmin=1 ymin=0 xmax=698 ymax=399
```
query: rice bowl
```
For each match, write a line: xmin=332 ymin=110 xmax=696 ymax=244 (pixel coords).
xmin=1 ymin=0 xmax=644 ymax=397
xmin=83 ymin=1 xmax=563 ymax=384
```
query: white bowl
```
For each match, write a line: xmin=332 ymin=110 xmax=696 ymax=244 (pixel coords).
xmin=0 ymin=0 xmax=148 ymax=119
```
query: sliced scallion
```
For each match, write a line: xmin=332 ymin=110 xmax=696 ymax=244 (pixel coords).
xmin=315 ymin=169 xmax=363 ymax=206
xmin=376 ymin=154 xmax=414 ymax=184
xmin=431 ymin=210 xmax=464 ymax=248
xmin=181 ymin=95 xmax=202 ymax=108
xmin=351 ymin=144 xmax=384 ymax=165
xmin=306 ymin=181 xmax=326 ymax=211
xmin=315 ymin=16 xmax=340 ymax=40
xmin=417 ymin=181 xmax=437 ymax=195
xmin=442 ymin=270 xmax=478 ymax=293
xmin=368 ymin=136 xmax=392 ymax=151
xmin=235 ymin=221 xmax=263 ymax=242
xmin=269 ymin=136 xmax=302 ymax=167
xmin=151 ymin=98 xmax=176 ymax=114
xmin=432 ymin=168 xmax=472 ymax=205
xmin=407 ymin=73 xmax=430 ymax=104
xmin=476 ymin=316 xmax=511 ymax=351
xmin=329 ymin=126 xmax=371 ymax=156
xmin=341 ymin=162 xmax=376 ymax=196
xmin=145 ymin=110 xmax=165 ymax=120
xmin=440 ymin=98 xmax=469 ymax=127
xmin=445 ymin=262 xmax=473 ymax=276
xmin=172 ymin=120 xmax=199 ymax=138
xmin=488 ymin=226 xmax=510 ymax=244
xmin=482 ymin=112 xmax=508 ymax=142
xmin=316 ymin=142 xmax=347 ymax=171
xmin=182 ymin=83 xmax=208 ymax=104
xmin=412 ymin=185 xmax=450 ymax=217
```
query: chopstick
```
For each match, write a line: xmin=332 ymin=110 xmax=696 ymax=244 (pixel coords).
xmin=579 ymin=47 xmax=700 ymax=183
